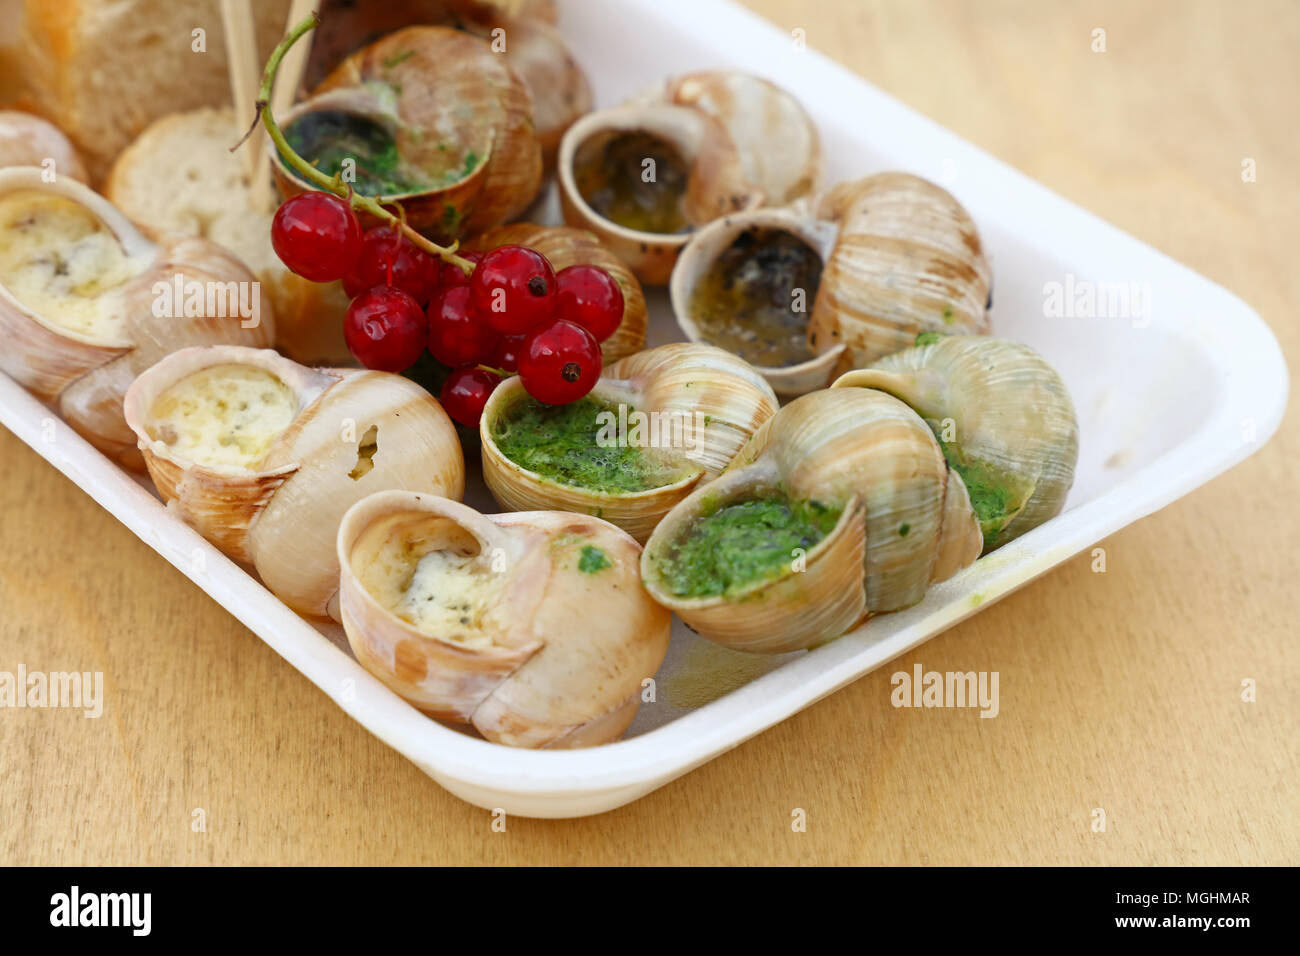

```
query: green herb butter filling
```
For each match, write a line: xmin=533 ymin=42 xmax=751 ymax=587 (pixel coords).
xmin=656 ymin=497 xmax=842 ymax=598
xmin=578 ymin=545 xmax=611 ymax=574
xmin=491 ymin=395 xmax=697 ymax=495
xmin=934 ymin=436 xmax=1029 ymax=549
xmin=283 ymin=109 xmax=480 ymax=198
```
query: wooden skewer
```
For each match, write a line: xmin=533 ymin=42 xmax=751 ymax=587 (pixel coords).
xmin=271 ymin=0 xmax=317 ymax=121
xmin=220 ymin=0 xmax=260 ymax=183
xmin=259 ymin=0 xmax=317 ymax=214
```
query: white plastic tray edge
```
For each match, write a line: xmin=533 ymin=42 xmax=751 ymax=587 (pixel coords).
xmin=0 ymin=0 xmax=1289 ymax=818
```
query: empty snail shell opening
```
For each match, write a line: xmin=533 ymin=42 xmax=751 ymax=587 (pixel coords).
xmin=0 ymin=189 xmax=145 ymax=341
xmin=142 ymin=363 xmax=296 ymax=469
xmin=347 ymin=512 xmax=501 ymax=650
xmin=650 ymin=491 xmax=843 ymax=600
xmin=572 ymin=129 xmax=691 ymax=235
xmin=488 ymin=390 xmax=699 ymax=495
xmin=686 ymin=225 xmax=823 ymax=368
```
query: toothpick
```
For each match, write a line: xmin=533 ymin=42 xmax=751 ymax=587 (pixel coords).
xmin=220 ymin=0 xmax=260 ymax=182
xmin=259 ymin=0 xmax=317 ymax=214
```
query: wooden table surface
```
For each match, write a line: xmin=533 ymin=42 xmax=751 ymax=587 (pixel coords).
xmin=2 ymin=0 xmax=1296 ymax=865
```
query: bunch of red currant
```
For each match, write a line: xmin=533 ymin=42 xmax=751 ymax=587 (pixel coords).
xmin=270 ymin=192 xmax=625 ymax=427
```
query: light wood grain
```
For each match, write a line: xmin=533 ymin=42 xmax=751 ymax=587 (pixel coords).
xmin=1 ymin=0 xmax=1297 ymax=865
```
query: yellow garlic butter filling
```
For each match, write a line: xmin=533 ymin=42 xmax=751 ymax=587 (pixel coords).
xmin=144 ymin=364 xmax=296 ymax=469
xmin=0 ymin=190 xmax=143 ymax=340
xmin=352 ymin=516 xmax=498 ymax=649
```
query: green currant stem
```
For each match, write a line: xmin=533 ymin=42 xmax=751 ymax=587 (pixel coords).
xmin=255 ymin=12 xmax=476 ymax=275
xmin=475 ymin=364 xmax=514 ymax=379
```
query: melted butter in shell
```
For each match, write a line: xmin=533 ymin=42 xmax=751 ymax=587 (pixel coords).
xmin=0 ymin=190 xmax=144 ymax=340
xmin=144 ymin=364 xmax=297 ymax=469
xmin=351 ymin=516 xmax=499 ymax=649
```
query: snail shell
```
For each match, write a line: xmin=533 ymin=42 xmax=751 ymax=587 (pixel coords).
xmin=0 ymin=112 xmax=87 ymax=181
xmin=671 ymin=172 xmax=992 ymax=395
xmin=479 ymin=343 xmax=779 ymax=543
xmin=558 ymin=72 xmax=819 ymax=285
xmin=558 ymin=103 xmax=764 ymax=285
xmin=272 ymin=26 xmax=542 ymax=240
xmin=464 ymin=223 xmax=647 ymax=364
xmin=0 ymin=167 xmax=274 ymax=469
xmin=306 ymin=0 xmax=590 ymax=168
xmin=336 ymin=491 xmax=671 ymax=748
xmin=834 ymin=335 xmax=1078 ymax=552
xmin=122 ymin=346 xmax=465 ymax=617
xmin=631 ymin=72 xmax=821 ymax=207
xmin=641 ymin=387 xmax=983 ymax=653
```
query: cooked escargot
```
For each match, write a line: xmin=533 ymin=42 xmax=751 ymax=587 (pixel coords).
xmin=122 ymin=346 xmax=464 ymax=617
xmin=480 ymin=343 xmax=779 ymax=542
xmin=336 ymin=491 xmax=671 ymax=748
xmin=0 ymin=111 xmax=87 ymax=181
xmin=307 ymin=0 xmax=591 ymax=167
xmin=641 ymin=387 xmax=983 ymax=653
xmin=464 ymin=223 xmax=647 ymax=364
xmin=557 ymin=71 xmax=819 ymax=284
xmin=671 ymin=172 xmax=992 ymax=394
xmin=0 ymin=167 xmax=274 ymax=468
xmin=834 ymin=334 xmax=1078 ymax=552
xmin=272 ymin=26 xmax=542 ymax=240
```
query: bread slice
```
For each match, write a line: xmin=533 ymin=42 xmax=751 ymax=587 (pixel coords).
xmin=106 ymin=107 xmax=351 ymax=365
xmin=14 ymin=0 xmax=293 ymax=181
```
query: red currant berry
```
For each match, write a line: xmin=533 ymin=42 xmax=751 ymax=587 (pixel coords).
xmin=555 ymin=265 xmax=624 ymax=342
xmin=440 ymin=366 xmax=501 ymax=428
xmin=427 ymin=285 xmax=498 ymax=367
xmin=518 ymin=319 xmax=602 ymax=405
xmin=440 ymin=251 xmax=482 ymax=288
xmin=487 ymin=333 xmax=526 ymax=373
xmin=470 ymin=245 xmax=557 ymax=335
xmin=343 ymin=226 xmax=439 ymax=305
xmin=344 ymin=286 xmax=428 ymax=372
xmin=271 ymin=192 xmax=362 ymax=282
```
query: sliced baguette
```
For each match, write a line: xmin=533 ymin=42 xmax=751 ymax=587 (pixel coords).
xmin=106 ymin=107 xmax=351 ymax=365
xmin=15 ymin=0 xmax=293 ymax=181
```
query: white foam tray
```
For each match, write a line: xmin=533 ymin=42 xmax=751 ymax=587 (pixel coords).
xmin=0 ymin=0 xmax=1287 ymax=817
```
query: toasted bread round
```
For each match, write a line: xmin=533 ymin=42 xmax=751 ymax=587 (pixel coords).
xmin=106 ymin=107 xmax=352 ymax=365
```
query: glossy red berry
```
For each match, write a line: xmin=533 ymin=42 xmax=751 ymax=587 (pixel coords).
xmin=440 ymin=251 xmax=482 ymax=288
xmin=440 ymin=366 xmax=501 ymax=428
xmin=343 ymin=226 xmax=439 ymax=304
xmin=344 ymin=286 xmax=428 ymax=372
xmin=555 ymin=265 xmax=624 ymax=342
xmin=518 ymin=319 xmax=602 ymax=405
xmin=470 ymin=244 xmax=557 ymax=335
xmin=427 ymin=285 xmax=498 ymax=367
xmin=271 ymin=192 xmax=362 ymax=282
xmin=487 ymin=333 xmax=526 ymax=373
